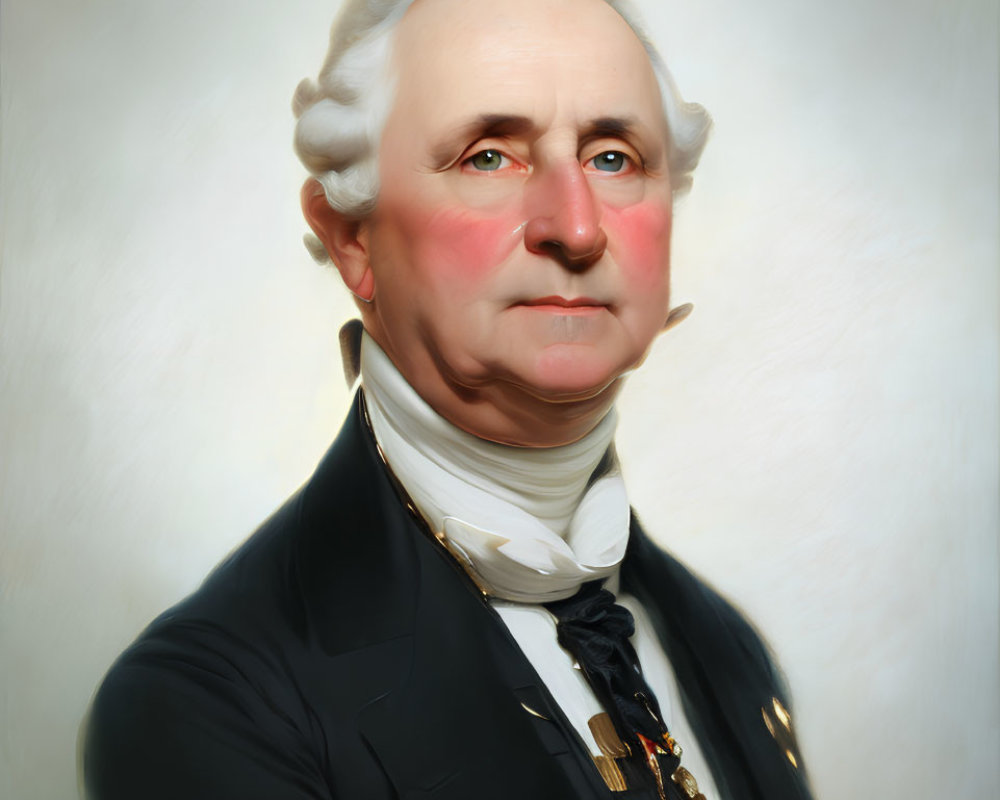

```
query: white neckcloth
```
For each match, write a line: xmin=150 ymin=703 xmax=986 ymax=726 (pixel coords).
xmin=358 ymin=331 xmax=719 ymax=797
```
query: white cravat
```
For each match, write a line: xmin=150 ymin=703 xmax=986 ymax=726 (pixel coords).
xmin=361 ymin=333 xmax=629 ymax=603
xmin=358 ymin=331 xmax=719 ymax=798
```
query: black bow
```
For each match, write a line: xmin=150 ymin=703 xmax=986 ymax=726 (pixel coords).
xmin=545 ymin=581 xmax=683 ymax=788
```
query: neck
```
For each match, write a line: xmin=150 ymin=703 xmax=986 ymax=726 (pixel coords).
xmin=423 ymin=379 xmax=620 ymax=448
xmin=365 ymin=332 xmax=621 ymax=448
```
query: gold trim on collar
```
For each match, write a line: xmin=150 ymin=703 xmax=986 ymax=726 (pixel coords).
xmin=360 ymin=390 xmax=490 ymax=599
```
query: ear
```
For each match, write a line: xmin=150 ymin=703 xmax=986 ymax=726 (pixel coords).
xmin=301 ymin=179 xmax=375 ymax=301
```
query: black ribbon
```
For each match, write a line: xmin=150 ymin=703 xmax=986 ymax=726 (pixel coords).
xmin=545 ymin=581 xmax=684 ymax=793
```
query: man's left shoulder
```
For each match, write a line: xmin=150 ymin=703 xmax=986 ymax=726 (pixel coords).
xmin=622 ymin=516 xmax=779 ymax=677
xmin=622 ymin=517 xmax=814 ymax=800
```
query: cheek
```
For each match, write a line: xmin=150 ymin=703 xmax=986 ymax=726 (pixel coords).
xmin=415 ymin=206 xmax=524 ymax=285
xmin=604 ymin=201 xmax=672 ymax=287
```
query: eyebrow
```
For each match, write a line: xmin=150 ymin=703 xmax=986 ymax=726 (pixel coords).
xmin=579 ymin=116 xmax=642 ymax=141
xmin=430 ymin=114 xmax=536 ymax=169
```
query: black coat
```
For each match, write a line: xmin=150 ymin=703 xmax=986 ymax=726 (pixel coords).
xmin=84 ymin=394 xmax=813 ymax=800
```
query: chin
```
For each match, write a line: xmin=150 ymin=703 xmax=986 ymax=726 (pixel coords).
xmin=519 ymin=346 xmax=629 ymax=402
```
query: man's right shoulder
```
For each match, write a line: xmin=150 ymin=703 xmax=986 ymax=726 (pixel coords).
xmin=82 ymin=402 xmax=417 ymax=798
xmin=82 ymin=492 xmax=332 ymax=799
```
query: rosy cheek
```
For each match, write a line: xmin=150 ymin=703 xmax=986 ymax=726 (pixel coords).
xmin=603 ymin=201 xmax=672 ymax=286
xmin=415 ymin=206 xmax=524 ymax=283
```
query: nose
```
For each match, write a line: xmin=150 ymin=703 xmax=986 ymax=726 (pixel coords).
xmin=523 ymin=161 xmax=607 ymax=270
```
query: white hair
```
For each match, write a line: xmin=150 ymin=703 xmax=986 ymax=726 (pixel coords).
xmin=293 ymin=0 xmax=712 ymax=261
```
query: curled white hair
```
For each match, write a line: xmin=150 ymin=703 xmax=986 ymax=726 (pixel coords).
xmin=293 ymin=0 xmax=712 ymax=261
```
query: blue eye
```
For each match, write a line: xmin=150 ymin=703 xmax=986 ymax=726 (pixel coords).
xmin=591 ymin=151 xmax=628 ymax=172
xmin=467 ymin=149 xmax=505 ymax=171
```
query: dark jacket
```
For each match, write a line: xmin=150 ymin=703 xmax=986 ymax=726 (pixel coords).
xmin=84 ymin=394 xmax=812 ymax=799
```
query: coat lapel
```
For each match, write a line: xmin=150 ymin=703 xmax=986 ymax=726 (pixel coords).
xmin=622 ymin=519 xmax=814 ymax=800
xmin=354 ymin=527 xmax=576 ymax=798
xmin=296 ymin=395 xmax=608 ymax=798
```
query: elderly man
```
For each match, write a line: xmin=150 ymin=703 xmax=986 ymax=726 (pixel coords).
xmin=84 ymin=1 xmax=812 ymax=798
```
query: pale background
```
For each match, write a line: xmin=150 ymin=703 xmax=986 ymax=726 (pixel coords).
xmin=1 ymin=0 xmax=997 ymax=797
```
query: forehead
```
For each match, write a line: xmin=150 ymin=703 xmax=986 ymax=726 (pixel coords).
xmin=388 ymin=0 xmax=665 ymax=132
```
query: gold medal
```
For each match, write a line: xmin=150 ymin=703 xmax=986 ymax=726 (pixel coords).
xmin=671 ymin=765 xmax=707 ymax=800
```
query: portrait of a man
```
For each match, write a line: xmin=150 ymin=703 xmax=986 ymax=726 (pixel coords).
xmin=0 ymin=0 xmax=996 ymax=798
xmin=80 ymin=0 xmax=811 ymax=796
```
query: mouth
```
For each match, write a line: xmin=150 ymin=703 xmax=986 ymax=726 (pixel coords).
xmin=516 ymin=296 xmax=608 ymax=315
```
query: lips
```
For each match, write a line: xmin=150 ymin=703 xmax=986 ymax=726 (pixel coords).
xmin=515 ymin=296 xmax=608 ymax=316
xmin=520 ymin=296 xmax=603 ymax=308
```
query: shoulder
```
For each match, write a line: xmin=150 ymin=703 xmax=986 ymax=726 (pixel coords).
xmin=83 ymin=494 xmax=329 ymax=799
xmin=622 ymin=517 xmax=814 ymax=799
xmin=84 ymin=641 xmax=330 ymax=799
xmin=622 ymin=516 xmax=785 ymax=687
xmin=83 ymin=399 xmax=415 ymax=798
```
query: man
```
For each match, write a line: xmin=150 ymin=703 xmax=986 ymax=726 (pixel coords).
xmin=84 ymin=1 xmax=813 ymax=798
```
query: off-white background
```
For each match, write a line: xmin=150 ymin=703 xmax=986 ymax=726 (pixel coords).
xmin=2 ymin=0 xmax=997 ymax=798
